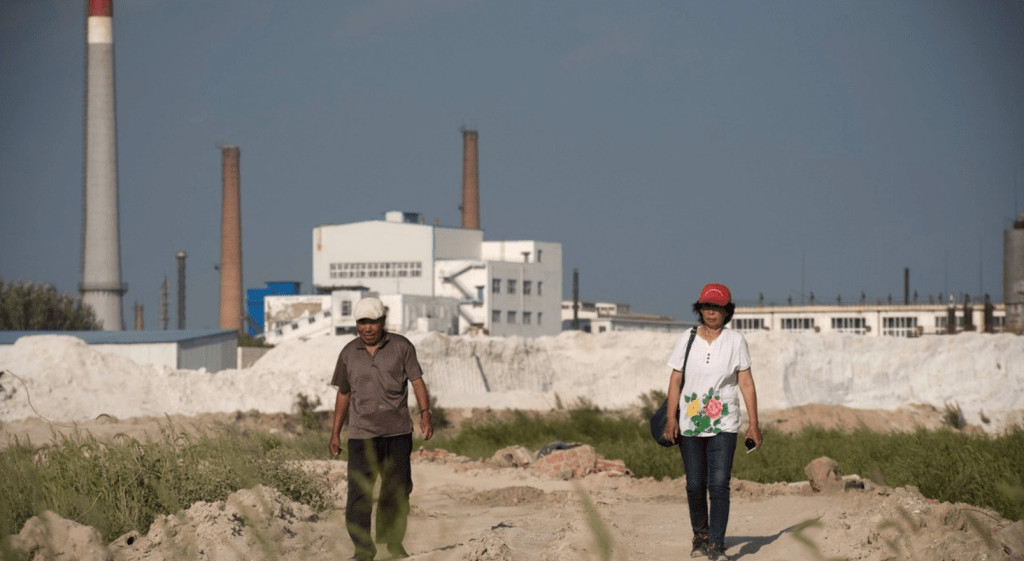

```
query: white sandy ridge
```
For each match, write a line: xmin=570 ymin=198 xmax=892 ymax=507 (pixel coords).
xmin=1 ymin=330 xmax=1021 ymax=431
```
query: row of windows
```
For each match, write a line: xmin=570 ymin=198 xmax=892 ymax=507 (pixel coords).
xmin=781 ymin=318 xmax=815 ymax=330
xmin=492 ymin=278 xmax=543 ymax=296
xmin=273 ymin=310 xmax=332 ymax=336
xmin=737 ymin=313 xmax=1007 ymax=335
xmin=832 ymin=317 xmax=866 ymax=333
xmin=329 ymin=261 xmax=423 ymax=279
xmin=882 ymin=316 xmax=918 ymax=337
xmin=732 ymin=318 xmax=764 ymax=331
xmin=331 ymin=270 xmax=421 ymax=279
xmin=330 ymin=261 xmax=422 ymax=271
xmin=491 ymin=310 xmax=544 ymax=325
xmin=736 ymin=316 xmax=917 ymax=336
xmin=935 ymin=316 xmax=1006 ymax=328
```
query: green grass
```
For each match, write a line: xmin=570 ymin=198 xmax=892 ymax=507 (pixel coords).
xmin=421 ymin=409 xmax=1024 ymax=522
xmin=0 ymin=423 xmax=332 ymax=544
xmin=2 ymin=404 xmax=1021 ymax=552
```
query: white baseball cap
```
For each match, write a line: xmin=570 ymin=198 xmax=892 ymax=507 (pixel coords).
xmin=353 ymin=297 xmax=385 ymax=320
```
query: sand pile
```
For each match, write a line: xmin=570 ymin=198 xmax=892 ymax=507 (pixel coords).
xmin=1 ymin=330 xmax=1022 ymax=431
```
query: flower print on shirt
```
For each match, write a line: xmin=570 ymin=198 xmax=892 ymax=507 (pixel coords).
xmin=685 ymin=396 xmax=702 ymax=418
xmin=683 ymin=387 xmax=730 ymax=436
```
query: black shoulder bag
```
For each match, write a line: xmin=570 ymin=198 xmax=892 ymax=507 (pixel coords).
xmin=649 ymin=327 xmax=698 ymax=447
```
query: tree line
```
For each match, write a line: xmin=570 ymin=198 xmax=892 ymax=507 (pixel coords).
xmin=0 ymin=277 xmax=100 ymax=330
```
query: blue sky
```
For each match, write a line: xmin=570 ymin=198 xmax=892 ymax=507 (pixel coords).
xmin=1 ymin=1 xmax=1022 ymax=330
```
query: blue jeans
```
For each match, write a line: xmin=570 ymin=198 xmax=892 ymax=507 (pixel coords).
xmin=678 ymin=432 xmax=737 ymax=548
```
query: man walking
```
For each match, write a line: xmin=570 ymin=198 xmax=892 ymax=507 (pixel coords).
xmin=329 ymin=297 xmax=434 ymax=560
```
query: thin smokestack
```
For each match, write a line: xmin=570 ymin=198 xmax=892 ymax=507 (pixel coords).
xmin=572 ymin=268 xmax=580 ymax=330
xmin=80 ymin=0 xmax=126 ymax=330
xmin=460 ymin=129 xmax=480 ymax=229
xmin=904 ymin=267 xmax=910 ymax=305
xmin=160 ymin=276 xmax=168 ymax=330
xmin=219 ymin=145 xmax=243 ymax=333
xmin=177 ymin=251 xmax=187 ymax=330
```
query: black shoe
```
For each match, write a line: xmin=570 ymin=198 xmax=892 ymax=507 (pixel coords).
xmin=707 ymin=542 xmax=730 ymax=561
xmin=690 ymin=533 xmax=709 ymax=558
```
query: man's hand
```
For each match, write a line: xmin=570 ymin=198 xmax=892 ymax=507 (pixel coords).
xmin=329 ymin=434 xmax=342 ymax=458
xmin=420 ymin=411 xmax=434 ymax=441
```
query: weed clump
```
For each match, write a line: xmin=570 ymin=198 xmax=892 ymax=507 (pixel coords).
xmin=0 ymin=424 xmax=331 ymax=543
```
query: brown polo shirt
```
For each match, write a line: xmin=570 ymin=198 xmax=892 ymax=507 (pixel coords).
xmin=331 ymin=332 xmax=424 ymax=440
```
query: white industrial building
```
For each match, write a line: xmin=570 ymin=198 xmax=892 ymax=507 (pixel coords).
xmin=0 ymin=330 xmax=239 ymax=372
xmin=560 ymin=300 xmax=696 ymax=333
xmin=730 ymin=299 xmax=1005 ymax=337
xmin=263 ymin=210 xmax=562 ymax=343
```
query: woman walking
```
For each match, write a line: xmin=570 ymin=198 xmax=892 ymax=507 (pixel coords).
xmin=663 ymin=283 xmax=762 ymax=561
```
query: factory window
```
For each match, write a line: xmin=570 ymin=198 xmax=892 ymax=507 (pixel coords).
xmin=523 ymin=281 xmax=532 ymax=295
xmin=507 ymin=311 xmax=517 ymax=323
xmin=781 ymin=318 xmax=814 ymax=331
xmin=732 ymin=318 xmax=764 ymax=332
xmin=334 ymin=261 xmax=422 ymax=279
xmin=882 ymin=316 xmax=918 ymax=337
xmin=537 ymin=281 xmax=543 ymax=296
xmin=508 ymin=280 xmax=517 ymax=294
xmin=492 ymin=310 xmax=501 ymax=323
xmin=831 ymin=317 xmax=866 ymax=334
xmin=523 ymin=311 xmax=532 ymax=325
xmin=492 ymin=278 xmax=501 ymax=294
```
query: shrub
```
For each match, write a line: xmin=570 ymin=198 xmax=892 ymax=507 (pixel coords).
xmin=0 ymin=278 xmax=99 ymax=330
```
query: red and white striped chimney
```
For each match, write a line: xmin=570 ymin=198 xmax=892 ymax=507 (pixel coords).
xmin=461 ymin=129 xmax=480 ymax=229
xmin=81 ymin=0 xmax=127 ymax=330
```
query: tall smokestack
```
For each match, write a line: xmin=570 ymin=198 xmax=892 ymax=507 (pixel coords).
xmin=80 ymin=0 xmax=127 ymax=330
xmin=460 ymin=129 xmax=480 ymax=229
xmin=176 ymin=251 xmax=187 ymax=330
xmin=219 ymin=145 xmax=243 ymax=333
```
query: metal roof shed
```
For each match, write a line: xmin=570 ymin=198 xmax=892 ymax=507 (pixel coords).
xmin=0 ymin=330 xmax=238 ymax=372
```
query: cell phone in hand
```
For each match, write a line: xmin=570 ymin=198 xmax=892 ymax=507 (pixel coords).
xmin=744 ymin=438 xmax=757 ymax=453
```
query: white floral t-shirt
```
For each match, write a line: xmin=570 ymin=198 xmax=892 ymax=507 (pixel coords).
xmin=666 ymin=327 xmax=751 ymax=436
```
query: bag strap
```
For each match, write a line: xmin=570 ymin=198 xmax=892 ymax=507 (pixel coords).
xmin=672 ymin=326 xmax=698 ymax=402
xmin=680 ymin=326 xmax=697 ymax=383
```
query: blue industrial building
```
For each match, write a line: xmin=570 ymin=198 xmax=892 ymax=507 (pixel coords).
xmin=246 ymin=281 xmax=302 ymax=335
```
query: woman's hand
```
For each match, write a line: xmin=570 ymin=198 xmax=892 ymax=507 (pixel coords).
xmin=745 ymin=424 xmax=763 ymax=450
xmin=663 ymin=416 xmax=680 ymax=444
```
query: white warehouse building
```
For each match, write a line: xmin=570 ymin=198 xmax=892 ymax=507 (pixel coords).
xmin=310 ymin=210 xmax=562 ymax=338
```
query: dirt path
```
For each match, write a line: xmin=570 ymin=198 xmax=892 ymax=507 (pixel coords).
xmin=5 ymin=407 xmax=1022 ymax=560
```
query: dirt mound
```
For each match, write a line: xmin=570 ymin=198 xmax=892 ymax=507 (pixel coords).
xmin=7 ymin=456 xmax=1024 ymax=561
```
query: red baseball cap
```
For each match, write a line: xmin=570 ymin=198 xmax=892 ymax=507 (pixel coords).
xmin=698 ymin=283 xmax=732 ymax=306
